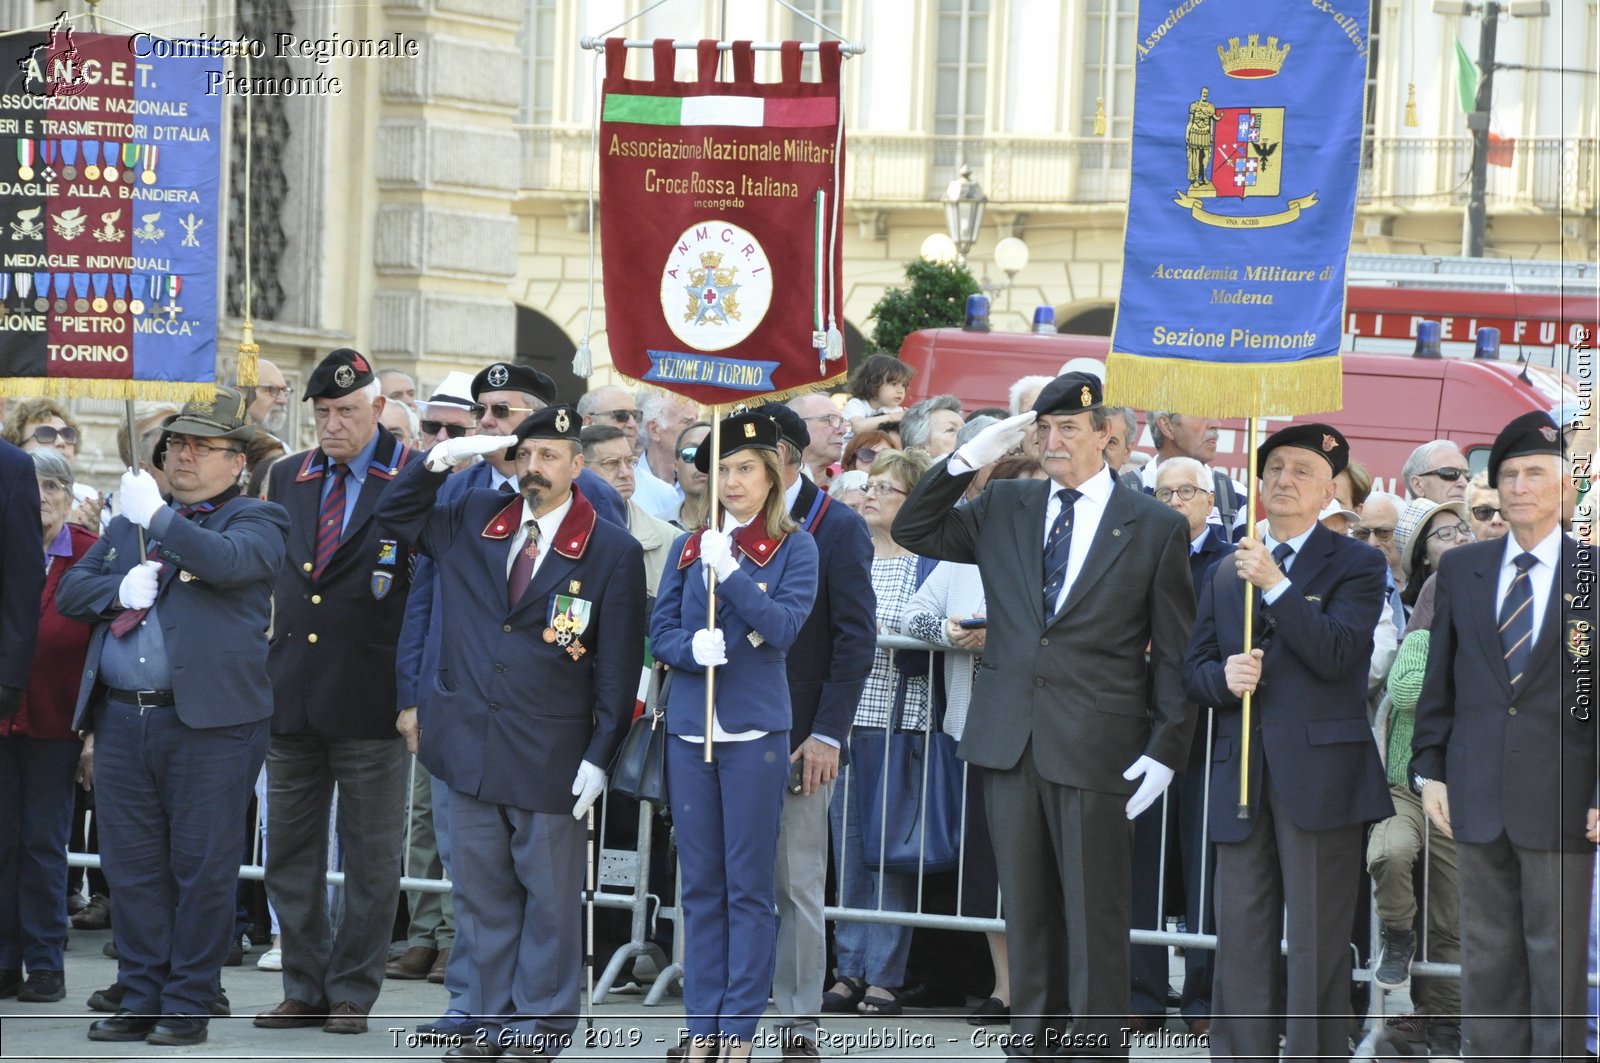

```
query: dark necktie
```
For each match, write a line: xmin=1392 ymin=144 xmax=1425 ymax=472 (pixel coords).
xmin=507 ymin=520 xmax=540 ymax=609
xmin=499 ymin=480 xmax=515 ymax=495
xmin=1499 ymin=552 xmax=1537 ymax=689
xmin=312 ymin=464 xmax=349 ymax=580
xmin=1042 ymin=488 xmax=1082 ymax=619
xmin=1272 ymin=541 xmax=1294 ymax=573
xmin=110 ymin=503 xmax=202 ymax=638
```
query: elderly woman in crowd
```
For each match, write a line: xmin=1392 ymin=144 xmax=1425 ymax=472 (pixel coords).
xmin=3 ymin=398 xmax=100 ymax=530
xmin=824 ymin=448 xmax=935 ymax=1018
xmin=1393 ymin=498 xmax=1473 ymax=624
xmin=901 ymin=454 xmax=1042 ymax=1025
xmin=0 ymin=448 xmax=98 ymax=1003
xmin=652 ymin=411 xmax=818 ymax=1062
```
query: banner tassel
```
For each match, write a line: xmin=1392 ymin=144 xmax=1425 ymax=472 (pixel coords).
xmin=236 ymin=320 xmax=260 ymax=387
xmin=1094 ymin=97 xmax=1107 ymax=137
xmin=1105 ymin=352 xmax=1344 ymax=421
xmin=1404 ymin=83 xmax=1420 ymax=127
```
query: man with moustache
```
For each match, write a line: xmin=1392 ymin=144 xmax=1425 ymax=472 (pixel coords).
xmin=894 ymin=372 xmax=1195 ymax=1060
xmin=255 ymin=349 xmax=416 ymax=1036
xmin=379 ymin=406 xmax=645 ymax=1061
xmin=1137 ymin=411 xmax=1247 ymax=540
xmin=1411 ymin=411 xmax=1598 ymax=1060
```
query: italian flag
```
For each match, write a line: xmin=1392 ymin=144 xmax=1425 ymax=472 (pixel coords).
xmin=603 ymin=93 xmax=836 ymax=128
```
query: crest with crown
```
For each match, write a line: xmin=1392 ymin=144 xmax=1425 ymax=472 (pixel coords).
xmin=1216 ymin=34 xmax=1291 ymax=79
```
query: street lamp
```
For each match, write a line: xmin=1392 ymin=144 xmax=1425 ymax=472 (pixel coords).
xmin=942 ymin=164 xmax=987 ymax=264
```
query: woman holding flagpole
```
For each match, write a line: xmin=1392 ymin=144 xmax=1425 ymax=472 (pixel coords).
xmin=650 ymin=410 xmax=818 ymax=1062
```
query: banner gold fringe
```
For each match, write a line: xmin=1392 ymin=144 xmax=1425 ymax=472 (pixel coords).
xmin=0 ymin=377 xmax=219 ymax=403
xmin=1105 ymin=351 xmax=1343 ymax=419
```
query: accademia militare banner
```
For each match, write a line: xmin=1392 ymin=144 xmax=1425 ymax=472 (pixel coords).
xmin=1107 ymin=0 xmax=1370 ymax=418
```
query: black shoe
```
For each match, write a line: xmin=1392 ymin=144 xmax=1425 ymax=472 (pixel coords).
xmin=87 ymin=981 xmax=127 ymax=1012
xmin=146 ymin=1015 xmax=209 ymax=1047
xmin=1373 ymin=925 xmax=1416 ymax=990
xmin=16 ymin=969 xmax=65 ymax=1002
xmin=87 ymin=1011 xmax=158 ymax=1042
xmin=101 ymin=939 xmax=119 ymax=960
xmin=968 ymin=996 xmax=1011 ymax=1025
xmin=212 ymin=987 xmax=231 ymax=1017
xmin=0 ymin=968 xmax=20 ymax=998
xmin=1427 ymin=1021 xmax=1462 ymax=1060
xmin=225 ymin=933 xmax=246 ymax=967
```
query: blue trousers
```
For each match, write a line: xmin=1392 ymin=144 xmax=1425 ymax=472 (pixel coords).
xmin=432 ymin=774 xmax=479 ymax=1020
xmin=0 ymin=736 xmax=80 ymax=974
xmin=828 ymin=736 xmax=916 ymax=989
xmin=93 ymin=700 xmax=267 ymax=1016
xmin=669 ymin=732 xmax=789 ymax=1042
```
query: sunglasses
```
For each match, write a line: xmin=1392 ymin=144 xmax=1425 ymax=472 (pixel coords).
xmin=421 ymin=420 xmax=470 ymax=439
xmin=1351 ymin=525 xmax=1395 ymax=542
xmin=1470 ymin=505 xmax=1501 ymax=522
xmin=1421 ymin=466 xmax=1467 ymax=482
xmin=853 ymin=448 xmax=880 ymax=466
xmin=30 ymin=424 xmax=78 ymax=446
xmin=596 ymin=409 xmax=638 ymax=424
xmin=678 ymin=446 xmax=700 ymax=463
xmin=470 ymin=402 xmax=535 ymax=422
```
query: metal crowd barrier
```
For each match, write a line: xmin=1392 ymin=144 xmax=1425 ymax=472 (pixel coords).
xmin=69 ymin=632 xmax=1600 ymax=1021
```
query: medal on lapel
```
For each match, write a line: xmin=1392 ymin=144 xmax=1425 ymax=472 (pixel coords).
xmin=544 ymin=594 xmax=593 ymax=660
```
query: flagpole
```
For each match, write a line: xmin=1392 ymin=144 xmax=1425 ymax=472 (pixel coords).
xmin=703 ymin=406 xmax=721 ymax=764
xmin=123 ymin=400 xmax=147 ymax=557
xmin=1237 ymin=416 xmax=1260 ymax=819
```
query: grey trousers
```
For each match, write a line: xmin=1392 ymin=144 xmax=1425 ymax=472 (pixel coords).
xmin=771 ymin=777 xmax=834 ymax=1045
xmin=404 ymin=755 xmax=455 ymax=950
xmin=1458 ymin=833 xmax=1592 ymax=1062
xmin=265 ymin=734 xmax=406 ymax=1011
xmin=1211 ymin=771 xmax=1364 ymax=1063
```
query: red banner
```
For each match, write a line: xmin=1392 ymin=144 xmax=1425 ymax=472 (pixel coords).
xmin=599 ymin=38 xmax=847 ymax=405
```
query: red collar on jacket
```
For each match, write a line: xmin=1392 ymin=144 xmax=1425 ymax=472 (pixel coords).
xmin=293 ymin=428 xmax=411 ymax=483
xmin=676 ymin=521 xmax=787 ymax=570
xmin=481 ymin=486 xmax=598 ymax=559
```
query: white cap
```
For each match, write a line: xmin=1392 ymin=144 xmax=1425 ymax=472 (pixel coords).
xmin=1319 ymin=498 xmax=1360 ymax=523
xmin=422 ymin=371 xmax=476 ymax=414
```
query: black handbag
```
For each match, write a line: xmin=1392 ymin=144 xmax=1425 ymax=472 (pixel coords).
xmin=853 ymin=665 xmax=964 ymax=875
xmin=608 ymin=664 xmax=671 ymax=805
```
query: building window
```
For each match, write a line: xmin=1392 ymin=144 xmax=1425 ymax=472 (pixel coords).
xmin=522 ymin=0 xmax=557 ymax=125
xmin=1079 ymin=0 xmax=1134 ymax=139
xmin=787 ymin=0 xmax=844 ymax=82
xmin=934 ymin=0 xmax=989 ymax=188
xmin=225 ymin=0 xmax=292 ymax=321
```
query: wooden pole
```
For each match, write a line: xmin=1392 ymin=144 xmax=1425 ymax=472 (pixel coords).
xmin=124 ymin=399 xmax=146 ymax=557
xmin=703 ymin=407 xmax=721 ymax=763
xmin=1237 ymin=416 xmax=1259 ymax=819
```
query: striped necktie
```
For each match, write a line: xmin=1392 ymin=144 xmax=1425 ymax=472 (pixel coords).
xmin=1042 ymin=488 xmax=1082 ymax=619
xmin=312 ymin=464 xmax=349 ymax=580
xmin=1498 ymin=552 xmax=1537 ymax=689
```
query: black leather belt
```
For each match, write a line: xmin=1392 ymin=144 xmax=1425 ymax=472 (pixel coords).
xmin=106 ymin=688 xmax=176 ymax=709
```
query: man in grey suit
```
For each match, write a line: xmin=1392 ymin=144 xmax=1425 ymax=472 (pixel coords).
xmin=894 ymin=372 xmax=1196 ymax=1059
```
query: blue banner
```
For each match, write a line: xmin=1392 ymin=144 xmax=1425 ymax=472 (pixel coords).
xmin=1106 ymin=0 xmax=1370 ymax=417
xmin=643 ymin=348 xmax=780 ymax=392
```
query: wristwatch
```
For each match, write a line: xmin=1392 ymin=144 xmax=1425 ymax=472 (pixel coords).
xmin=1410 ymin=773 xmax=1435 ymax=796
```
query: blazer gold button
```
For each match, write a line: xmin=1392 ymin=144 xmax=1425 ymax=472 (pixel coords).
xmin=307 ymin=633 xmax=318 ymax=644
xmin=1508 ymin=706 xmax=1517 ymax=715
xmin=503 ymin=624 xmax=513 ymax=633
xmin=302 ymin=562 xmax=313 ymax=572
xmin=311 ymin=595 xmax=322 ymax=605
xmin=1040 ymin=637 xmax=1049 ymax=646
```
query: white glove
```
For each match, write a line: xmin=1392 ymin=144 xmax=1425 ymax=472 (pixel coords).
xmin=425 ymin=434 xmax=518 ymax=472
xmin=699 ymin=528 xmax=740 ymax=581
xmin=954 ymin=410 xmax=1037 ymax=470
xmin=1122 ymin=755 xmax=1176 ymax=820
xmin=571 ymin=760 xmax=605 ymax=819
xmin=118 ymin=469 xmax=165 ymax=528
xmin=118 ymin=559 xmax=162 ymax=610
xmin=691 ymin=628 xmax=727 ymax=668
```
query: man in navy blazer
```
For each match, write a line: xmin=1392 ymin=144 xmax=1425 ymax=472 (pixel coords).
xmin=1411 ymin=411 xmax=1598 ymax=1060
xmin=378 ymin=405 xmax=645 ymax=1060
xmin=754 ymin=402 xmax=874 ymax=1059
xmin=1184 ymin=423 xmax=1391 ymax=1061
xmin=58 ymin=387 xmax=288 ymax=1047
xmin=0 ymin=438 xmax=43 ymax=720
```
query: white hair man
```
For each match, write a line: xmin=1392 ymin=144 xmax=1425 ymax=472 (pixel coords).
xmin=377 ymin=368 xmax=417 ymax=410
xmin=788 ymin=392 xmax=848 ymax=484
xmin=1137 ymin=410 xmax=1247 ymax=540
xmin=1401 ymin=439 xmax=1470 ymax=503
xmin=633 ymin=390 xmax=700 ymax=521
xmin=576 ymin=385 xmax=641 ymax=455
xmin=247 ymin=359 xmax=291 ymax=436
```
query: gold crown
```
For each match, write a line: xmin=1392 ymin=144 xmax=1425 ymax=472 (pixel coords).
xmin=699 ymin=251 xmax=724 ymax=268
xmin=1216 ymin=34 xmax=1290 ymax=79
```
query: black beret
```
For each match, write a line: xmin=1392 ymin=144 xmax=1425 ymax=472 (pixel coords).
xmin=302 ymin=348 xmax=375 ymax=401
xmin=693 ymin=411 xmax=781 ymax=473
xmin=753 ymin=402 xmax=809 ymax=455
xmin=1256 ymin=422 xmax=1348 ymax=478
xmin=1487 ymin=410 xmax=1563 ymax=488
xmin=473 ymin=362 xmax=556 ymax=404
xmin=1032 ymin=372 xmax=1103 ymax=416
xmin=504 ymin=404 xmax=581 ymax=461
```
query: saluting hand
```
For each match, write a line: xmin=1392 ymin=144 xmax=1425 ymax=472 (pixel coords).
xmin=1224 ymin=648 xmax=1263 ymax=697
xmin=1233 ymin=538 xmax=1287 ymax=593
xmin=425 ymin=434 xmax=519 ymax=472
xmin=954 ymin=411 xmax=1036 ymax=469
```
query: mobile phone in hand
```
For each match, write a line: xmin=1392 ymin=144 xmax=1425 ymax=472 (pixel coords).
xmin=787 ymin=760 xmax=806 ymax=795
xmin=957 ymin=617 xmax=988 ymax=630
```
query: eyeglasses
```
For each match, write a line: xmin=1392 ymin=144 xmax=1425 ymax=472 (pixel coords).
xmin=29 ymin=425 xmax=78 ymax=446
xmin=1421 ymin=466 xmax=1467 ymax=482
xmin=862 ymin=482 xmax=907 ymax=498
xmin=804 ymin=413 xmax=845 ymax=429
xmin=469 ymin=402 xmax=535 ymax=422
xmin=1470 ymin=505 xmax=1501 ymax=522
xmin=36 ymin=477 xmax=68 ymax=495
xmin=1154 ymin=484 xmax=1209 ymax=503
xmin=677 ymin=446 xmax=700 ymax=463
xmin=591 ymin=456 xmax=631 ymax=473
xmin=596 ymin=409 xmax=638 ymax=424
xmin=166 ymin=437 xmax=242 ymax=459
xmin=1425 ymin=521 xmax=1473 ymax=545
xmin=420 ymin=420 xmax=470 ymax=439
xmin=1351 ymin=525 xmax=1395 ymax=542
xmin=256 ymin=385 xmax=289 ymax=399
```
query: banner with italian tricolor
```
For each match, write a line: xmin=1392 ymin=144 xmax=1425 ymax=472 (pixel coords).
xmin=0 ymin=23 xmax=224 ymax=401
xmin=599 ymin=38 xmax=847 ymax=405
